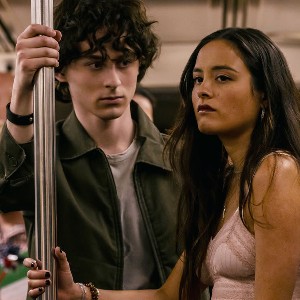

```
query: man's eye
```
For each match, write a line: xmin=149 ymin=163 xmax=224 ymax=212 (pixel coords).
xmin=119 ymin=59 xmax=131 ymax=67
xmin=118 ymin=51 xmax=137 ymax=67
xmin=118 ymin=55 xmax=137 ymax=68
xmin=91 ymin=62 xmax=104 ymax=69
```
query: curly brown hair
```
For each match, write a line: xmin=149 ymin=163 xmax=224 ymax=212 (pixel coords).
xmin=54 ymin=0 xmax=160 ymax=102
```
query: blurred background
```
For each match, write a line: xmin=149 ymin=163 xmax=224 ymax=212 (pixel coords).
xmin=0 ymin=1 xmax=300 ymax=298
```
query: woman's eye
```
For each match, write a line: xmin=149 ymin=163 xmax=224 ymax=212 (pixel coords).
xmin=217 ymin=75 xmax=231 ymax=82
xmin=193 ymin=77 xmax=203 ymax=84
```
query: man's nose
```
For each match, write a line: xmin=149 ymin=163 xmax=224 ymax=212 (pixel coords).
xmin=104 ymin=66 xmax=122 ymax=89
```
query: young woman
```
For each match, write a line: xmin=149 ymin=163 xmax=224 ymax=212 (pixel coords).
xmin=25 ymin=27 xmax=300 ymax=300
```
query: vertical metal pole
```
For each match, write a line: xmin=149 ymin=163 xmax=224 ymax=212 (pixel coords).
xmin=31 ymin=1 xmax=57 ymax=300
xmin=232 ymin=0 xmax=239 ymax=27
xmin=222 ymin=0 xmax=229 ymax=28
xmin=241 ymin=0 xmax=248 ymax=28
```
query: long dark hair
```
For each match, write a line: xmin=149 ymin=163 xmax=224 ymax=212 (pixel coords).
xmin=54 ymin=0 xmax=159 ymax=102
xmin=166 ymin=27 xmax=300 ymax=300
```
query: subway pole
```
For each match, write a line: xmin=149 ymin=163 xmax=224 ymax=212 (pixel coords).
xmin=31 ymin=1 xmax=57 ymax=299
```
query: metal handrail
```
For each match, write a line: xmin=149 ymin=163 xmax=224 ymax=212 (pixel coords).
xmin=31 ymin=1 xmax=57 ymax=299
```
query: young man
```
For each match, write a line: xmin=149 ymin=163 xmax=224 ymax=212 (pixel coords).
xmin=0 ymin=0 xmax=179 ymax=291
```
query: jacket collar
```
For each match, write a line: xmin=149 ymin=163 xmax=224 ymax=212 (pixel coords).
xmin=58 ymin=101 xmax=172 ymax=171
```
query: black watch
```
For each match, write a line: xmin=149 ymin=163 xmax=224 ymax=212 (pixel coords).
xmin=6 ymin=102 xmax=34 ymax=126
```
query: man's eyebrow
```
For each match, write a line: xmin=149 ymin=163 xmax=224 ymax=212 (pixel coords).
xmin=82 ymin=54 xmax=104 ymax=60
xmin=83 ymin=54 xmax=125 ymax=62
xmin=193 ymin=65 xmax=238 ymax=73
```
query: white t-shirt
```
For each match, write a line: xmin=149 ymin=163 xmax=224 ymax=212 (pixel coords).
xmin=106 ymin=138 xmax=156 ymax=289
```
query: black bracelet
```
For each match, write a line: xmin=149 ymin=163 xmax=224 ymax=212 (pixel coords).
xmin=6 ymin=102 xmax=34 ymax=126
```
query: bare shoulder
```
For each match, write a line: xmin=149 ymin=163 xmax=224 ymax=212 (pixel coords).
xmin=251 ymin=152 xmax=300 ymax=225
xmin=253 ymin=152 xmax=299 ymax=188
xmin=254 ymin=152 xmax=299 ymax=184
xmin=251 ymin=153 xmax=300 ymax=299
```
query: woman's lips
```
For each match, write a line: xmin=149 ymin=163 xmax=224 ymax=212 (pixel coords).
xmin=197 ymin=104 xmax=215 ymax=112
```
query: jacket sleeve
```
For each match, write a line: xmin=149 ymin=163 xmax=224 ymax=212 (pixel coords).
xmin=0 ymin=124 xmax=35 ymax=212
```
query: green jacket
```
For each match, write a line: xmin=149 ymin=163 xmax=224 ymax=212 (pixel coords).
xmin=0 ymin=102 xmax=180 ymax=289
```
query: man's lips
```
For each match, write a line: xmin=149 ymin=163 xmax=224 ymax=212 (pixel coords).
xmin=197 ymin=104 xmax=215 ymax=112
xmin=100 ymin=96 xmax=123 ymax=101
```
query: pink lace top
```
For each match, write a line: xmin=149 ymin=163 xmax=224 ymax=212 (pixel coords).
xmin=201 ymin=209 xmax=300 ymax=299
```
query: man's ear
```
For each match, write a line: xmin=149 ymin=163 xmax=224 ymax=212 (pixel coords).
xmin=55 ymin=72 xmax=67 ymax=83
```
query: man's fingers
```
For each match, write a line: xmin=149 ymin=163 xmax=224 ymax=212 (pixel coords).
xmin=16 ymin=35 xmax=60 ymax=53
xmin=54 ymin=30 xmax=62 ymax=42
xmin=18 ymin=24 xmax=57 ymax=40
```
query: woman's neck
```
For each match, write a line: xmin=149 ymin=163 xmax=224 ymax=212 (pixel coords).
xmin=221 ymin=134 xmax=251 ymax=172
